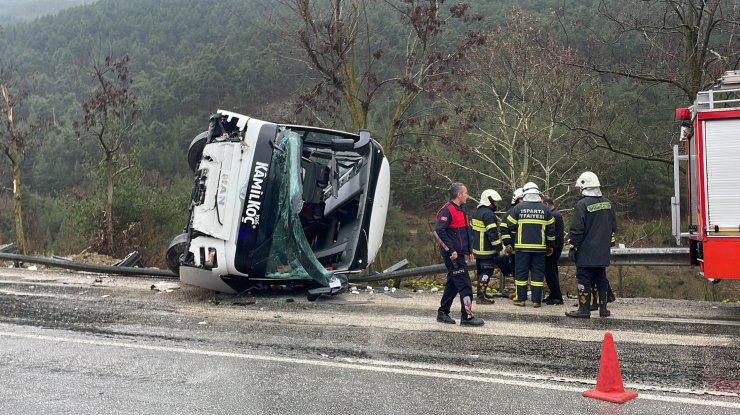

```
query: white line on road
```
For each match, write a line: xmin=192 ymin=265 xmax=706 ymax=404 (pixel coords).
xmin=1 ymin=330 xmax=738 ymax=409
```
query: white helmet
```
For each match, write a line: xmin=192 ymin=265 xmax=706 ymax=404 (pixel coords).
xmin=575 ymin=171 xmax=600 ymax=189
xmin=511 ymin=188 xmax=523 ymax=205
xmin=522 ymin=182 xmax=540 ymax=195
xmin=478 ymin=189 xmax=502 ymax=207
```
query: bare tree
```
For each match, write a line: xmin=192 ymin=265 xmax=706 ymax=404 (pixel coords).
xmin=554 ymin=0 xmax=740 ymax=164
xmin=76 ymin=54 xmax=139 ymax=255
xmin=589 ymin=0 xmax=740 ymax=102
xmin=273 ymin=0 xmax=484 ymax=156
xmin=423 ymin=10 xmax=598 ymax=202
xmin=0 ymin=64 xmax=44 ymax=255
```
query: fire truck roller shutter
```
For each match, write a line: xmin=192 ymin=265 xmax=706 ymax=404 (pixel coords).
xmin=704 ymin=118 xmax=740 ymax=233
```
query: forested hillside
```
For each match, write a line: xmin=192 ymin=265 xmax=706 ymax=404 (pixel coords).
xmin=0 ymin=0 xmax=93 ymax=23
xmin=0 ymin=0 xmax=737 ymax=272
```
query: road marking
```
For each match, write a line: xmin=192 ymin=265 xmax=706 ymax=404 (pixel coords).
xmin=0 ymin=289 xmax=59 ymax=298
xmin=227 ymin=310 xmax=737 ymax=347
xmin=617 ymin=315 xmax=740 ymax=328
xmin=1 ymin=330 xmax=738 ymax=409
xmin=336 ymin=357 xmax=740 ymax=399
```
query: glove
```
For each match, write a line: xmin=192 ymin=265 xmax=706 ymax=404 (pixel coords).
xmin=568 ymin=249 xmax=576 ymax=262
xmin=505 ymin=245 xmax=514 ymax=255
xmin=498 ymin=249 xmax=505 ymax=257
xmin=546 ymin=247 xmax=554 ymax=256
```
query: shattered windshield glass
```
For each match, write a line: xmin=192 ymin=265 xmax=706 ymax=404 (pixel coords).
xmin=263 ymin=130 xmax=334 ymax=286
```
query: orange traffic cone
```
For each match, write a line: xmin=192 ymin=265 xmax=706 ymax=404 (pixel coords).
xmin=582 ymin=331 xmax=638 ymax=404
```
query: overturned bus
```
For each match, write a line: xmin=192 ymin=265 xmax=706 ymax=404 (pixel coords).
xmin=166 ymin=110 xmax=390 ymax=298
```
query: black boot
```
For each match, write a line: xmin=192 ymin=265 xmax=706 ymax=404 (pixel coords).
xmin=437 ymin=311 xmax=455 ymax=324
xmin=476 ymin=296 xmax=494 ymax=305
xmin=607 ymin=286 xmax=616 ymax=303
xmin=599 ymin=291 xmax=610 ymax=318
xmin=460 ymin=315 xmax=485 ymax=326
xmin=590 ymin=288 xmax=599 ymax=311
xmin=565 ymin=290 xmax=591 ymax=318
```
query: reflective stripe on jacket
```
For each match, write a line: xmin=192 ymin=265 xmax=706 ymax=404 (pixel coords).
xmin=502 ymin=201 xmax=555 ymax=252
xmin=471 ymin=206 xmax=502 ymax=258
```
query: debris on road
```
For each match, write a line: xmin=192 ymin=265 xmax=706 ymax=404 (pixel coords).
xmin=232 ymin=298 xmax=256 ymax=306
xmin=150 ymin=281 xmax=180 ymax=292
xmin=386 ymin=290 xmax=411 ymax=299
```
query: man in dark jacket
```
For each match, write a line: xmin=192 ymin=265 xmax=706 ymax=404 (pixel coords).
xmin=566 ymin=171 xmax=617 ymax=318
xmin=502 ymin=182 xmax=556 ymax=307
xmin=542 ymin=197 xmax=564 ymax=305
xmin=434 ymin=182 xmax=484 ymax=326
xmin=471 ymin=189 xmax=504 ymax=304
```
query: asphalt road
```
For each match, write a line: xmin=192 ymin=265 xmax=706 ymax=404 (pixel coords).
xmin=0 ymin=267 xmax=738 ymax=414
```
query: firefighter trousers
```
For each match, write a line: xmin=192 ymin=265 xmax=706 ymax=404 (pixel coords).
xmin=514 ymin=251 xmax=545 ymax=303
xmin=475 ymin=258 xmax=495 ymax=299
xmin=544 ymin=246 xmax=563 ymax=300
xmin=575 ymin=266 xmax=609 ymax=294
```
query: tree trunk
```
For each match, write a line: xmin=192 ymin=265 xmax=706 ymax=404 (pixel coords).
xmin=12 ymin=160 xmax=27 ymax=255
xmin=103 ymin=153 xmax=115 ymax=255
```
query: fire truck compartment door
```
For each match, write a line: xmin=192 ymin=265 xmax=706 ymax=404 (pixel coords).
xmin=704 ymin=118 xmax=740 ymax=233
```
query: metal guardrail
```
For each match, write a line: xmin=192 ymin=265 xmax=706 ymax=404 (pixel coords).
xmin=351 ymin=248 xmax=690 ymax=283
xmin=0 ymin=248 xmax=691 ymax=291
xmin=606 ymin=248 xmax=689 ymax=266
xmin=0 ymin=252 xmax=177 ymax=278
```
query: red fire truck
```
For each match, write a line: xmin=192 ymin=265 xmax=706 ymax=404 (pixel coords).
xmin=672 ymin=70 xmax=740 ymax=280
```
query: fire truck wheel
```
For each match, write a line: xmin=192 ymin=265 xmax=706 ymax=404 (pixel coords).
xmin=187 ymin=131 xmax=208 ymax=172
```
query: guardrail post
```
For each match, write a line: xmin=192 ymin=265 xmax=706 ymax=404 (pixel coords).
xmin=618 ymin=266 xmax=624 ymax=295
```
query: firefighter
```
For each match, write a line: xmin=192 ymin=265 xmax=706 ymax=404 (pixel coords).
xmin=565 ymin=171 xmax=617 ymax=319
xmin=471 ymin=189 xmax=504 ymax=304
xmin=434 ymin=182 xmax=484 ymax=326
xmin=542 ymin=197 xmax=564 ymax=305
xmin=502 ymin=182 xmax=556 ymax=307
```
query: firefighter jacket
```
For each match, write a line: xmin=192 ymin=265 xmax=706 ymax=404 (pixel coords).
xmin=501 ymin=201 xmax=556 ymax=252
xmin=434 ymin=201 xmax=471 ymax=257
xmin=550 ymin=207 xmax=565 ymax=250
xmin=500 ymin=204 xmax=517 ymax=251
xmin=569 ymin=195 xmax=617 ymax=267
xmin=471 ymin=206 xmax=502 ymax=259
